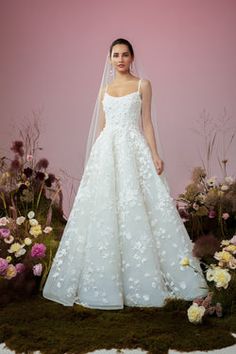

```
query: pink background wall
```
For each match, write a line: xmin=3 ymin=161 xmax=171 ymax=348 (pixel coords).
xmin=0 ymin=0 xmax=235 ymax=217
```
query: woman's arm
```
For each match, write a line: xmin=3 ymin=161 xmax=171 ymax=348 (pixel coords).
xmin=141 ymin=79 xmax=164 ymax=175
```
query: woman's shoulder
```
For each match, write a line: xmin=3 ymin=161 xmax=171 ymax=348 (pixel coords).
xmin=139 ymin=78 xmax=152 ymax=94
xmin=140 ymin=78 xmax=151 ymax=86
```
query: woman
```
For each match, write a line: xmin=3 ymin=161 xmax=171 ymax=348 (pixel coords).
xmin=42 ymin=38 xmax=209 ymax=309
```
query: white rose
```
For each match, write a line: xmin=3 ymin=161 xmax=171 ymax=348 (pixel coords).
xmin=16 ymin=216 xmax=26 ymax=225
xmin=214 ymin=268 xmax=231 ymax=289
xmin=0 ymin=217 xmax=10 ymax=226
xmin=43 ymin=226 xmax=53 ymax=234
xmin=29 ymin=218 xmax=39 ymax=226
xmin=27 ymin=211 xmax=35 ymax=219
xmin=15 ymin=248 xmax=26 ymax=258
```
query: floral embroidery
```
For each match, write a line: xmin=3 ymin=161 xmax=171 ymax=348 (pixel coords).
xmin=42 ymin=91 xmax=209 ymax=309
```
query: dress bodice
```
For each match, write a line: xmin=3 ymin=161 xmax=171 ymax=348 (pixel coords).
xmin=102 ymin=82 xmax=142 ymax=132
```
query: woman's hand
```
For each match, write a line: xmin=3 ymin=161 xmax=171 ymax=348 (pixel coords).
xmin=152 ymin=153 xmax=164 ymax=175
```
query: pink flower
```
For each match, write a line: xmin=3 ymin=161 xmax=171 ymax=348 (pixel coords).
xmin=0 ymin=228 xmax=10 ymax=238
xmin=208 ymin=210 xmax=216 ymax=218
xmin=26 ymin=154 xmax=33 ymax=161
xmin=31 ymin=243 xmax=46 ymax=258
xmin=33 ymin=263 xmax=43 ymax=276
xmin=15 ymin=263 xmax=26 ymax=273
xmin=230 ymin=235 xmax=236 ymax=245
xmin=0 ymin=258 xmax=9 ymax=275
xmin=222 ymin=213 xmax=230 ymax=220
xmin=193 ymin=297 xmax=204 ymax=306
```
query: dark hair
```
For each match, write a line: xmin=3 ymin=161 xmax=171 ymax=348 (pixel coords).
xmin=109 ymin=38 xmax=134 ymax=58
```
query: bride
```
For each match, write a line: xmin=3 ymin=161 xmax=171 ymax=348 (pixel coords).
xmin=42 ymin=38 xmax=209 ymax=309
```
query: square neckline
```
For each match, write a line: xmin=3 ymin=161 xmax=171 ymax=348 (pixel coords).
xmin=105 ymin=79 xmax=142 ymax=98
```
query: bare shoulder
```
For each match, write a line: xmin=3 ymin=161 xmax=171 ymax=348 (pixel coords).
xmin=140 ymin=78 xmax=152 ymax=94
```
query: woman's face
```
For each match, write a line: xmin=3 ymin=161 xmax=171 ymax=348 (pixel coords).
xmin=110 ymin=44 xmax=133 ymax=73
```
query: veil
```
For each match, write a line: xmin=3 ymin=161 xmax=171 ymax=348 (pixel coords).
xmin=82 ymin=50 xmax=171 ymax=194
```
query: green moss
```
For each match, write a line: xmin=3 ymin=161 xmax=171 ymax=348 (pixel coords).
xmin=0 ymin=295 xmax=235 ymax=354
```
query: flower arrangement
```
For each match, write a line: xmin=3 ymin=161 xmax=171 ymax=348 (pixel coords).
xmin=176 ymin=167 xmax=236 ymax=241
xmin=187 ymin=292 xmax=222 ymax=324
xmin=0 ymin=119 xmax=67 ymax=303
xmin=0 ymin=212 xmax=55 ymax=293
xmin=180 ymin=234 xmax=236 ymax=324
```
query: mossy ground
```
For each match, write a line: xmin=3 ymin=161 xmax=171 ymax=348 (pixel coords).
xmin=0 ymin=295 xmax=235 ymax=354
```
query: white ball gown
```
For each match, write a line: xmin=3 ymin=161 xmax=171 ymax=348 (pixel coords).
xmin=42 ymin=79 xmax=209 ymax=309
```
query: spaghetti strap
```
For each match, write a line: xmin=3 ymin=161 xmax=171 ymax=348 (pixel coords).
xmin=138 ymin=79 xmax=142 ymax=93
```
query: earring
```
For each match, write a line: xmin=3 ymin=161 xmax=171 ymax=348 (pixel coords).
xmin=109 ymin=64 xmax=113 ymax=76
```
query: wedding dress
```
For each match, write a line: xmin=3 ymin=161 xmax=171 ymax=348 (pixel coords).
xmin=42 ymin=78 xmax=209 ymax=309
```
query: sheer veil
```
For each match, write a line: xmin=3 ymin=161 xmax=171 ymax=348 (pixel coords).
xmin=82 ymin=50 xmax=171 ymax=194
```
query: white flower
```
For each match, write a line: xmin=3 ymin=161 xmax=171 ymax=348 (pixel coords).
xmin=221 ymin=239 xmax=230 ymax=246
xmin=229 ymin=258 xmax=236 ymax=269
xmin=207 ymin=176 xmax=217 ymax=187
xmin=43 ymin=226 xmax=53 ymax=234
xmin=221 ymin=184 xmax=229 ymax=191
xmin=4 ymin=235 xmax=14 ymax=244
xmin=27 ymin=211 xmax=35 ymax=219
xmin=206 ymin=267 xmax=215 ymax=281
xmin=214 ymin=268 xmax=231 ymax=289
xmin=0 ymin=217 xmax=10 ymax=226
xmin=187 ymin=303 xmax=205 ymax=324
xmin=16 ymin=216 xmax=26 ymax=225
xmin=206 ymin=266 xmax=231 ymax=289
xmin=15 ymin=248 xmax=26 ymax=258
xmin=224 ymin=176 xmax=234 ymax=185
xmin=24 ymin=237 xmax=32 ymax=245
xmin=29 ymin=218 xmax=39 ymax=226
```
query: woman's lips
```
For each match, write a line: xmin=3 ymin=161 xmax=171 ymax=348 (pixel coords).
xmin=118 ymin=64 xmax=125 ymax=67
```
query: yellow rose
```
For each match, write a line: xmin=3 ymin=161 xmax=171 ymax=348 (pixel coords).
xmin=29 ymin=224 xmax=42 ymax=237
xmin=6 ymin=256 xmax=12 ymax=263
xmin=187 ymin=303 xmax=205 ymax=324
xmin=214 ymin=251 xmax=233 ymax=263
xmin=5 ymin=264 xmax=17 ymax=279
xmin=180 ymin=257 xmax=190 ymax=267
xmin=224 ymin=245 xmax=236 ymax=253
xmin=214 ymin=268 xmax=231 ymax=289
xmin=8 ymin=242 xmax=22 ymax=253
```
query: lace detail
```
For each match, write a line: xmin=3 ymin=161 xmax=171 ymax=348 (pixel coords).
xmin=42 ymin=92 xmax=209 ymax=309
